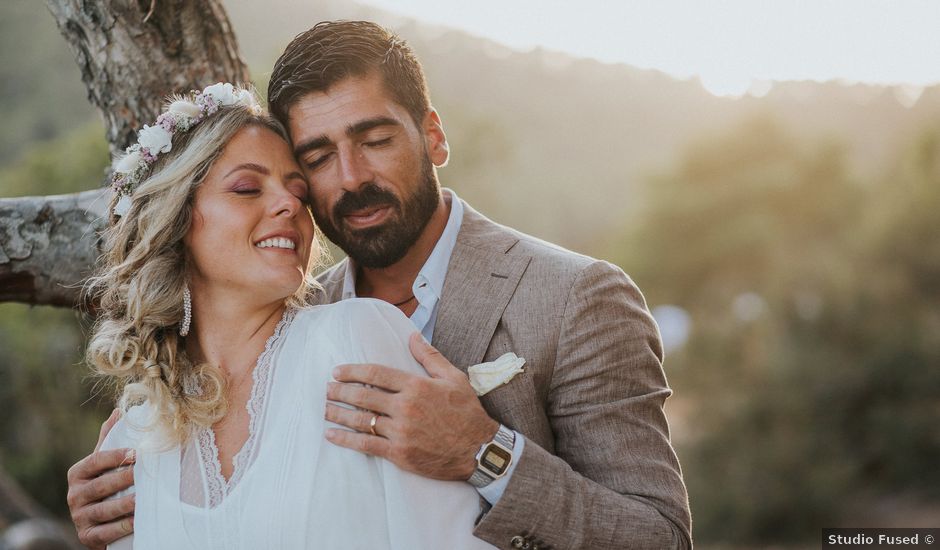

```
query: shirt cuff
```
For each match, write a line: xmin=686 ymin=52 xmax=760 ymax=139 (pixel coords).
xmin=475 ymin=431 xmax=525 ymax=505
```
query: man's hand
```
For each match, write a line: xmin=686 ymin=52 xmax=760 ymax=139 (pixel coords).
xmin=325 ymin=333 xmax=499 ymax=480
xmin=66 ymin=409 xmax=136 ymax=550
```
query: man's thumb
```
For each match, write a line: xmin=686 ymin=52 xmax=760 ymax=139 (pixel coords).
xmin=408 ymin=332 xmax=452 ymax=378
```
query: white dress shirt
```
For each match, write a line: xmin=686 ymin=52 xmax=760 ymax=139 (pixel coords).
xmin=339 ymin=188 xmax=524 ymax=505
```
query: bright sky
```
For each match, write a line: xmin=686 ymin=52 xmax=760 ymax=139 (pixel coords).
xmin=358 ymin=0 xmax=938 ymax=97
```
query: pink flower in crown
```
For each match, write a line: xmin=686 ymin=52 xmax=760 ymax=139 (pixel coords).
xmin=156 ymin=113 xmax=176 ymax=133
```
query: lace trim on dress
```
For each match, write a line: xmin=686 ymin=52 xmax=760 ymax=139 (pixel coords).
xmin=195 ymin=307 xmax=297 ymax=508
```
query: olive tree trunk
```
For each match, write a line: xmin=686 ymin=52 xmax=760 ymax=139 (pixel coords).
xmin=0 ymin=0 xmax=249 ymax=307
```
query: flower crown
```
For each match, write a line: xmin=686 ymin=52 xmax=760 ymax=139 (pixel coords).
xmin=110 ymin=82 xmax=261 ymax=216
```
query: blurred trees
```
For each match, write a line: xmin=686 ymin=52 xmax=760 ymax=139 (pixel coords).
xmin=619 ymin=116 xmax=940 ymax=543
xmin=2 ymin=0 xmax=939 ymax=546
xmin=0 ymin=122 xmax=111 ymax=517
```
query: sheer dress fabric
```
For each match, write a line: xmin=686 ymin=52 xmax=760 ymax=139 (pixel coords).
xmin=102 ymin=299 xmax=494 ymax=550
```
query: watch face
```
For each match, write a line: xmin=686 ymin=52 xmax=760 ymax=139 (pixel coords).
xmin=481 ymin=444 xmax=512 ymax=475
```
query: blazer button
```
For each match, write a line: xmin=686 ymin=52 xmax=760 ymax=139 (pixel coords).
xmin=510 ymin=535 xmax=526 ymax=548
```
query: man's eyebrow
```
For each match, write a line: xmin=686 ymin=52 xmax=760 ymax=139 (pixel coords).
xmin=225 ymin=163 xmax=269 ymax=178
xmin=293 ymin=135 xmax=332 ymax=158
xmin=293 ymin=116 xmax=402 ymax=158
xmin=347 ymin=116 xmax=401 ymax=136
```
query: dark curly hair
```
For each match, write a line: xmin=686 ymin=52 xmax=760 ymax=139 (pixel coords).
xmin=268 ymin=20 xmax=431 ymax=128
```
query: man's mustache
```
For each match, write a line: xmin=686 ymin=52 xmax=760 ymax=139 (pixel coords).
xmin=332 ymin=184 xmax=401 ymax=221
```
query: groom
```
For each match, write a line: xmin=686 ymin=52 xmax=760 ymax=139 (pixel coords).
xmin=68 ymin=20 xmax=691 ymax=550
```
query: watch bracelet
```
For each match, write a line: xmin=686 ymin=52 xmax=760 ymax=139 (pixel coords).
xmin=468 ymin=424 xmax=515 ymax=488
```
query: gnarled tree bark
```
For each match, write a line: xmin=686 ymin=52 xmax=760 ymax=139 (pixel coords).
xmin=45 ymin=0 xmax=249 ymax=158
xmin=0 ymin=0 xmax=249 ymax=306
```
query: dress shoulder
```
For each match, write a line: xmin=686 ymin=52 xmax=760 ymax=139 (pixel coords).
xmin=98 ymin=404 xmax=154 ymax=453
xmin=291 ymin=299 xmax=415 ymax=342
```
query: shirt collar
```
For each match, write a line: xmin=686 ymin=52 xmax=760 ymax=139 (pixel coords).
xmin=341 ymin=188 xmax=463 ymax=301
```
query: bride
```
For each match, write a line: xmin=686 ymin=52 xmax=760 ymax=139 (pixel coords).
xmin=88 ymin=83 xmax=493 ymax=549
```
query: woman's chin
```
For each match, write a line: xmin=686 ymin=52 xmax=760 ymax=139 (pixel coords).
xmin=262 ymin=274 xmax=307 ymax=303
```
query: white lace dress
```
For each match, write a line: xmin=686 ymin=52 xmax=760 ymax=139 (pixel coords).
xmin=101 ymin=299 xmax=494 ymax=550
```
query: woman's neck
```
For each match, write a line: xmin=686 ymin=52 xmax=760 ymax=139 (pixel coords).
xmin=185 ymin=288 xmax=287 ymax=377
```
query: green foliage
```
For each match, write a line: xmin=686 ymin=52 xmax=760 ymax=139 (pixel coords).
xmin=0 ymin=1 xmax=96 ymax=163
xmin=618 ymin=117 xmax=940 ymax=543
xmin=0 ymin=115 xmax=108 ymax=519
xmin=0 ymin=121 xmax=109 ymax=197
xmin=0 ymin=304 xmax=110 ymax=517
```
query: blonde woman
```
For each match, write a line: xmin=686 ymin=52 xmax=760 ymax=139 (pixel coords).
xmin=88 ymin=84 xmax=492 ymax=549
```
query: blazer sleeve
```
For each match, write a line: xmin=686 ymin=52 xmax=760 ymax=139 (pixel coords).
xmin=472 ymin=260 xmax=692 ymax=550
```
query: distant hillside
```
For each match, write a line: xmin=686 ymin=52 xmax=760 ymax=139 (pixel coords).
xmin=3 ymin=0 xmax=938 ymax=254
xmin=223 ymin=0 xmax=940 ymax=252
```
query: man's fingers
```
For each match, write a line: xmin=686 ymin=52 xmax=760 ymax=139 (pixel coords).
xmin=79 ymin=516 xmax=134 ymax=548
xmin=81 ymin=465 xmax=135 ymax=506
xmin=325 ymin=403 xmax=390 ymax=436
xmin=83 ymin=494 xmax=135 ymax=524
xmin=68 ymin=448 xmax=135 ymax=485
xmin=325 ymin=427 xmax=391 ymax=457
xmin=326 ymin=381 xmax=394 ymax=413
xmin=94 ymin=409 xmax=122 ymax=453
xmin=408 ymin=332 xmax=460 ymax=380
xmin=332 ymin=363 xmax=411 ymax=391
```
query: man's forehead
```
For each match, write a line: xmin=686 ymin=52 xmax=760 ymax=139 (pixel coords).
xmin=287 ymin=74 xmax=401 ymax=129
xmin=288 ymin=85 xmax=417 ymax=154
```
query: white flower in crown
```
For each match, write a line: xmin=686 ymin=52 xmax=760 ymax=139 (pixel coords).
xmin=233 ymin=88 xmax=254 ymax=107
xmin=202 ymin=82 xmax=236 ymax=105
xmin=468 ymin=352 xmax=526 ymax=396
xmin=168 ymin=99 xmax=201 ymax=118
xmin=109 ymin=82 xmax=260 ymax=216
xmin=137 ymin=124 xmax=173 ymax=155
xmin=114 ymin=150 xmax=144 ymax=174
xmin=113 ymin=194 xmax=133 ymax=216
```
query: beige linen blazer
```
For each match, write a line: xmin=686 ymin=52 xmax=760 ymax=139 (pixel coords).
xmin=315 ymin=199 xmax=692 ymax=550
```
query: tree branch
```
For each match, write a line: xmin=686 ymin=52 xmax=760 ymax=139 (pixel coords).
xmin=0 ymin=190 xmax=108 ymax=306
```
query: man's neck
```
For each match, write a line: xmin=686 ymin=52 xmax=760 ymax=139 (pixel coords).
xmin=355 ymin=194 xmax=450 ymax=302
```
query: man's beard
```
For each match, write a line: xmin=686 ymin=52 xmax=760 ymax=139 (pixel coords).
xmin=313 ymin=160 xmax=440 ymax=269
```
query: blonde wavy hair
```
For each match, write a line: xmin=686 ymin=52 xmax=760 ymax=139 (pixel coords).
xmin=85 ymin=92 xmax=322 ymax=446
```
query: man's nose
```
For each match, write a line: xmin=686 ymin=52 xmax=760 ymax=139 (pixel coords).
xmin=338 ymin=148 xmax=373 ymax=192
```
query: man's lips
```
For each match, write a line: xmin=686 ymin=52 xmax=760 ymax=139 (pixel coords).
xmin=341 ymin=205 xmax=392 ymax=229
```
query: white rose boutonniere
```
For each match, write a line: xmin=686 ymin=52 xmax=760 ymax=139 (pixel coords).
xmin=468 ymin=352 xmax=525 ymax=396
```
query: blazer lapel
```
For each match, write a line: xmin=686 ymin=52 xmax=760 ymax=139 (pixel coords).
xmin=433 ymin=202 xmax=531 ymax=370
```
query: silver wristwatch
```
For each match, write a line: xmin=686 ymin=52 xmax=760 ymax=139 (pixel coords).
xmin=468 ymin=424 xmax=515 ymax=488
